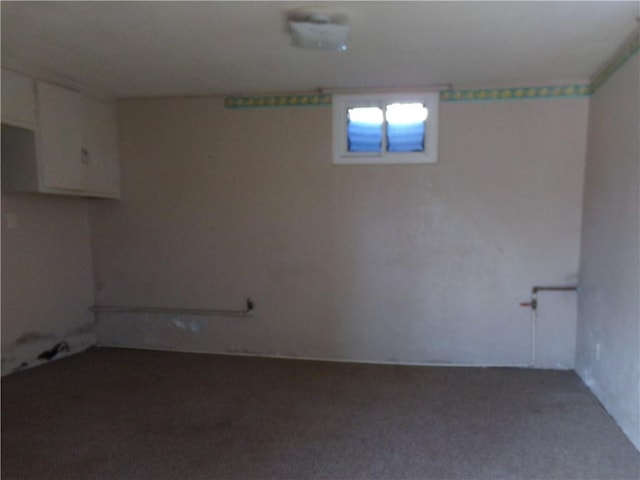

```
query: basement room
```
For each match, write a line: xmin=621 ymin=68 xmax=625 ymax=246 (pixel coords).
xmin=1 ymin=1 xmax=639 ymax=479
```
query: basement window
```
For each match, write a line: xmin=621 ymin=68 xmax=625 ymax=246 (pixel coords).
xmin=333 ymin=92 xmax=439 ymax=164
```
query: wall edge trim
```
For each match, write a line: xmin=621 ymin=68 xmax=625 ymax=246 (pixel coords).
xmin=590 ymin=30 xmax=640 ymax=94
xmin=95 ymin=343 xmax=572 ymax=370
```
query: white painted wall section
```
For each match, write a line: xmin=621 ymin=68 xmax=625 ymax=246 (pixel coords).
xmin=92 ymin=94 xmax=588 ymax=369
xmin=576 ymin=51 xmax=640 ymax=450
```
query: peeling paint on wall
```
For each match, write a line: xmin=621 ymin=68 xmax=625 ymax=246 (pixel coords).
xmin=1 ymin=332 xmax=97 ymax=376
xmin=37 ymin=342 xmax=70 ymax=361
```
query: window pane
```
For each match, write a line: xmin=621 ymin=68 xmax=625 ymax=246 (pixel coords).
xmin=347 ymin=107 xmax=383 ymax=152
xmin=385 ymin=103 xmax=427 ymax=152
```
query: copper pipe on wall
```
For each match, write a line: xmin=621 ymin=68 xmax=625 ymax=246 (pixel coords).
xmin=519 ymin=286 xmax=578 ymax=367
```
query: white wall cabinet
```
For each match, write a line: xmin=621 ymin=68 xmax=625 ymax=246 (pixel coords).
xmin=37 ymin=81 xmax=87 ymax=192
xmin=1 ymin=70 xmax=121 ymax=199
xmin=1 ymin=69 xmax=37 ymax=129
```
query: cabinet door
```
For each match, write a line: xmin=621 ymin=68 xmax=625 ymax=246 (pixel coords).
xmin=83 ymin=97 xmax=121 ymax=198
xmin=1 ymin=69 xmax=37 ymax=129
xmin=36 ymin=81 xmax=86 ymax=192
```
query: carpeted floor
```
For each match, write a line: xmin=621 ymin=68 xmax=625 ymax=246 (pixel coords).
xmin=2 ymin=347 xmax=639 ymax=480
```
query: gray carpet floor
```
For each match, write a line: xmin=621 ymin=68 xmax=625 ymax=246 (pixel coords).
xmin=2 ymin=347 xmax=639 ymax=480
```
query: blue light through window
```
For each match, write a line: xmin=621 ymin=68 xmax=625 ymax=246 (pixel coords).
xmin=347 ymin=107 xmax=383 ymax=152
xmin=386 ymin=103 xmax=427 ymax=152
xmin=347 ymin=103 xmax=428 ymax=153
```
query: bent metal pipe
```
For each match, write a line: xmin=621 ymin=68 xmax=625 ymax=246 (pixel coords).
xmin=519 ymin=286 xmax=578 ymax=367
xmin=90 ymin=298 xmax=255 ymax=317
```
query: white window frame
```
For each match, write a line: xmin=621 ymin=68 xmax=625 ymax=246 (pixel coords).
xmin=332 ymin=92 xmax=439 ymax=165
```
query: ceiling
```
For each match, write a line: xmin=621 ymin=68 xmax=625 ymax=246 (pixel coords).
xmin=1 ymin=1 xmax=638 ymax=99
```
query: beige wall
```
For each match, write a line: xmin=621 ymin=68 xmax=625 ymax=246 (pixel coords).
xmin=1 ymin=193 xmax=95 ymax=374
xmin=91 ymin=94 xmax=588 ymax=368
xmin=576 ymin=52 xmax=639 ymax=449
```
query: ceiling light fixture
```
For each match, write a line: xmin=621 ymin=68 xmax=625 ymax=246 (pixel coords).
xmin=287 ymin=11 xmax=350 ymax=51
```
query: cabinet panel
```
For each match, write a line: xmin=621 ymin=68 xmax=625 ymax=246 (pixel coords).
xmin=1 ymin=69 xmax=37 ymax=129
xmin=84 ymin=98 xmax=121 ymax=198
xmin=2 ymin=75 xmax=120 ymax=198
xmin=1 ymin=124 xmax=39 ymax=192
xmin=36 ymin=81 xmax=86 ymax=192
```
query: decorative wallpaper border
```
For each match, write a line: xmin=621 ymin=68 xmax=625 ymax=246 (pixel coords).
xmin=590 ymin=31 xmax=639 ymax=93
xmin=224 ymin=32 xmax=638 ymax=108
xmin=440 ymin=84 xmax=590 ymax=102
xmin=224 ymin=85 xmax=590 ymax=108
xmin=225 ymin=94 xmax=331 ymax=109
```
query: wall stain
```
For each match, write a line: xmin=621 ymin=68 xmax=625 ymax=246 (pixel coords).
xmin=170 ymin=317 xmax=201 ymax=333
xmin=14 ymin=332 xmax=54 ymax=345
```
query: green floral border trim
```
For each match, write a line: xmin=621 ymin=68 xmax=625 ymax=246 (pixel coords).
xmin=590 ymin=32 xmax=639 ymax=93
xmin=224 ymin=33 xmax=638 ymax=108
xmin=225 ymin=94 xmax=331 ymax=109
xmin=224 ymin=85 xmax=590 ymax=108
xmin=440 ymin=84 xmax=590 ymax=102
